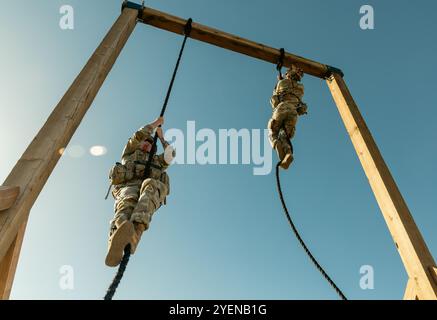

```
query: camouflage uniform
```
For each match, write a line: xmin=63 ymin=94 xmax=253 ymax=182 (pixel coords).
xmin=110 ymin=124 xmax=172 ymax=235
xmin=268 ymin=65 xmax=307 ymax=169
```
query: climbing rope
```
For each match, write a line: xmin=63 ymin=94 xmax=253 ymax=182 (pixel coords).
xmin=104 ymin=245 xmax=131 ymax=300
xmin=275 ymin=162 xmax=347 ymax=300
xmin=144 ymin=18 xmax=193 ymax=177
xmin=276 ymin=48 xmax=285 ymax=80
xmin=103 ymin=18 xmax=193 ymax=300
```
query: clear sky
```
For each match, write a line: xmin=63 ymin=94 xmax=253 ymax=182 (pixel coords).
xmin=1 ymin=0 xmax=436 ymax=300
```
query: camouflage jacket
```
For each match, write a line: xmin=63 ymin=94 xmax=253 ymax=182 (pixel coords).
xmin=270 ymin=78 xmax=305 ymax=109
xmin=121 ymin=124 xmax=172 ymax=191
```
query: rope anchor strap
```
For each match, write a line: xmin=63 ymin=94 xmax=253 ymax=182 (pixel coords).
xmin=275 ymin=162 xmax=347 ymax=300
xmin=104 ymin=18 xmax=193 ymax=300
xmin=276 ymin=48 xmax=285 ymax=79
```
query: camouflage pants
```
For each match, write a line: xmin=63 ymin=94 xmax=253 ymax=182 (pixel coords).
xmin=268 ymin=101 xmax=298 ymax=160
xmin=110 ymin=178 xmax=168 ymax=234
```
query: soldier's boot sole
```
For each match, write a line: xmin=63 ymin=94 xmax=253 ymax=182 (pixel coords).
xmin=280 ymin=154 xmax=294 ymax=170
xmin=105 ymin=220 xmax=135 ymax=267
xmin=130 ymin=223 xmax=147 ymax=254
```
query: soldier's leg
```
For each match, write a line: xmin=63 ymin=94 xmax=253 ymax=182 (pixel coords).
xmin=110 ymin=185 xmax=140 ymax=235
xmin=268 ymin=106 xmax=288 ymax=163
xmin=280 ymin=112 xmax=298 ymax=169
xmin=278 ymin=131 xmax=293 ymax=169
xmin=284 ymin=112 xmax=298 ymax=140
xmin=106 ymin=184 xmax=139 ymax=267
xmin=131 ymin=179 xmax=161 ymax=228
xmin=269 ymin=102 xmax=292 ymax=163
xmin=268 ymin=117 xmax=280 ymax=149
xmin=129 ymin=179 xmax=163 ymax=253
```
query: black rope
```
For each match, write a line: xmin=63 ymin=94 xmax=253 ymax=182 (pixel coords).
xmin=104 ymin=18 xmax=193 ymax=300
xmin=276 ymin=48 xmax=285 ymax=79
xmin=274 ymin=162 xmax=347 ymax=300
xmin=104 ymin=245 xmax=131 ymax=300
xmin=144 ymin=17 xmax=193 ymax=178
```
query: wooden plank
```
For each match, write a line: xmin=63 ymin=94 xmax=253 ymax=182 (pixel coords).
xmin=403 ymin=279 xmax=418 ymax=300
xmin=0 ymin=221 xmax=27 ymax=300
xmin=137 ymin=5 xmax=330 ymax=79
xmin=0 ymin=186 xmax=20 ymax=211
xmin=327 ymin=72 xmax=437 ymax=300
xmin=0 ymin=8 xmax=138 ymax=266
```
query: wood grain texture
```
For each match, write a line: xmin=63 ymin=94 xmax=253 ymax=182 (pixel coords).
xmin=0 ymin=222 xmax=26 ymax=300
xmin=0 ymin=9 xmax=138 ymax=295
xmin=0 ymin=186 xmax=20 ymax=211
xmin=138 ymin=6 xmax=329 ymax=78
xmin=327 ymin=73 xmax=437 ymax=300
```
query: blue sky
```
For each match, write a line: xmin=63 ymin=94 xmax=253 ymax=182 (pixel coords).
xmin=1 ymin=0 xmax=436 ymax=300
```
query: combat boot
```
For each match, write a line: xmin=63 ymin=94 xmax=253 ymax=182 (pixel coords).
xmin=274 ymin=143 xmax=286 ymax=163
xmin=105 ymin=220 xmax=135 ymax=267
xmin=280 ymin=153 xmax=294 ymax=169
xmin=130 ymin=222 xmax=147 ymax=254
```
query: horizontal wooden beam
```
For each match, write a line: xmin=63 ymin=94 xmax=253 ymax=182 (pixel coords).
xmin=126 ymin=3 xmax=334 ymax=79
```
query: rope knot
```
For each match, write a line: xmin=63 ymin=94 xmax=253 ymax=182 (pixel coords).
xmin=276 ymin=48 xmax=285 ymax=79
xmin=184 ymin=18 xmax=193 ymax=36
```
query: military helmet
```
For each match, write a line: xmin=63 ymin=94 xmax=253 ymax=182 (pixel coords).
xmin=285 ymin=64 xmax=304 ymax=80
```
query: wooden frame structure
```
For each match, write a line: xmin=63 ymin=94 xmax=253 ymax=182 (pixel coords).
xmin=1 ymin=1 xmax=436 ymax=299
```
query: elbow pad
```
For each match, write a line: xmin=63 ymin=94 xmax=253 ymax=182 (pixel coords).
xmin=164 ymin=145 xmax=176 ymax=165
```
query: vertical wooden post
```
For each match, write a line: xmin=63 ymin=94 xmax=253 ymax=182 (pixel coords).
xmin=0 ymin=222 xmax=27 ymax=299
xmin=0 ymin=8 xmax=138 ymax=299
xmin=327 ymin=72 xmax=437 ymax=299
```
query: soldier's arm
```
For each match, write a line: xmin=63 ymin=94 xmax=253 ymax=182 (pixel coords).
xmin=270 ymin=94 xmax=280 ymax=109
xmin=297 ymin=83 xmax=308 ymax=115
xmin=301 ymin=82 xmax=308 ymax=109
xmin=270 ymin=84 xmax=280 ymax=109
xmin=157 ymin=144 xmax=176 ymax=170
xmin=122 ymin=117 xmax=164 ymax=157
xmin=133 ymin=117 xmax=164 ymax=143
xmin=297 ymin=102 xmax=308 ymax=115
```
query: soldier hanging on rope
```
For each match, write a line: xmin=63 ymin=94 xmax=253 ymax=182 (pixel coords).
xmin=268 ymin=64 xmax=308 ymax=169
xmin=106 ymin=116 xmax=175 ymax=267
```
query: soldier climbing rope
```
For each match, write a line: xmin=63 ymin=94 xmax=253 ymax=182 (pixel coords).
xmin=104 ymin=13 xmax=346 ymax=301
xmin=104 ymin=18 xmax=193 ymax=301
xmin=1 ymin=1 xmax=433 ymax=301
xmin=272 ymin=55 xmax=346 ymax=300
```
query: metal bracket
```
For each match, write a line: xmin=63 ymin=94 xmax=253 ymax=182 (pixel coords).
xmin=325 ymin=65 xmax=345 ymax=79
xmin=121 ymin=1 xmax=144 ymax=19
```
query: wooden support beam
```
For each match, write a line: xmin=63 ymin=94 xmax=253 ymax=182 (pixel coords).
xmin=0 ymin=222 xmax=27 ymax=300
xmin=0 ymin=186 xmax=20 ymax=211
xmin=404 ymin=279 xmax=418 ymax=300
xmin=133 ymin=4 xmax=332 ymax=79
xmin=0 ymin=8 xmax=138 ymax=297
xmin=327 ymin=73 xmax=437 ymax=300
